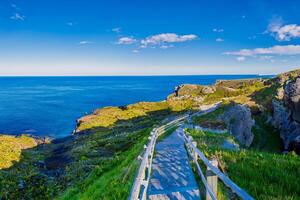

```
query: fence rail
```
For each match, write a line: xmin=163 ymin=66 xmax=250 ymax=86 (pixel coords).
xmin=128 ymin=115 xmax=187 ymax=200
xmin=183 ymin=131 xmax=254 ymax=200
xmin=128 ymin=102 xmax=254 ymax=200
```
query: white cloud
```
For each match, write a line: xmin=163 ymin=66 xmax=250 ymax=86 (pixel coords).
xmin=112 ymin=27 xmax=121 ymax=33
xmin=117 ymin=37 xmax=137 ymax=45
xmin=10 ymin=13 xmax=25 ymax=21
xmin=216 ymin=38 xmax=224 ymax=42
xmin=78 ymin=41 xmax=93 ymax=45
xmin=268 ymin=18 xmax=300 ymax=41
xmin=213 ymin=28 xmax=224 ymax=33
xmin=140 ymin=33 xmax=197 ymax=48
xmin=160 ymin=44 xmax=174 ymax=49
xmin=236 ymin=57 xmax=246 ymax=62
xmin=224 ymin=45 xmax=300 ymax=57
xmin=259 ymin=56 xmax=273 ymax=60
xmin=132 ymin=49 xmax=139 ymax=53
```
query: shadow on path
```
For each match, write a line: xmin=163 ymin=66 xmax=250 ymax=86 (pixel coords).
xmin=147 ymin=128 xmax=200 ymax=200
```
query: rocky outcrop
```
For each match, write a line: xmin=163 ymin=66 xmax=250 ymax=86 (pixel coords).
xmin=272 ymin=100 xmax=300 ymax=150
xmin=284 ymin=77 xmax=300 ymax=122
xmin=271 ymin=78 xmax=300 ymax=152
xmin=173 ymin=84 xmax=215 ymax=97
xmin=220 ymin=104 xmax=254 ymax=147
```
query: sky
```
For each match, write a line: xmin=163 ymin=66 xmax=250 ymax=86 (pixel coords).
xmin=0 ymin=0 xmax=300 ymax=76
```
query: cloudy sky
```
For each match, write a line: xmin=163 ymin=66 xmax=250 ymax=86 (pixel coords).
xmin=0 ymin=0 xmax=300 ymax=75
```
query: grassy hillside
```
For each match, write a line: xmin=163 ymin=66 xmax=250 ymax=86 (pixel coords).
xmin=186 ymin=128 xmax=300 ymax=200
xmin=0 ymin=100 xmax=193 ymax=200
xmin=0 ymin=135 xmax=39 ymax=169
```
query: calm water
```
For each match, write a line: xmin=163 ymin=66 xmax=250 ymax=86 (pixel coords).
xmin=0 ymin=75 xmax=265 ymax=138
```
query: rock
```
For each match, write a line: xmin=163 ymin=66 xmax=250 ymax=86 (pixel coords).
xmin=272 ymin=100 xmax=300 ymax=150
xmin=284 ymin=77 xmax=300 ymax=123
xmin=221 ymin=104 xmax=254 ymax=147
xmin=173 ymin=84 xmax=215 ymax=97
xmin=201 ymin=86 xmax=216 ymax=94
xmin=277 ymin=87 xmax=285 ymax=100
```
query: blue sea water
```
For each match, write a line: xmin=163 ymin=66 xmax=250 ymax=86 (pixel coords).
xmin=0 ymin=75 xmax=267 ymax=138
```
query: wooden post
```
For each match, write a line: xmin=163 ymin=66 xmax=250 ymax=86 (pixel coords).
xmin=206 ymin=159 xmax=218 ymax=200
xmin=192 ymin=141 xmax=198 ymax=160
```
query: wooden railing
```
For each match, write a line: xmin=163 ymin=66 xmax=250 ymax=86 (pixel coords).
xmin=128 ymin=102 xmax=245 ymax=200
xmin=128 ymin=115 xmax=187 ymax=200
xmin=183 ymin=131 xmax=254 ymax=200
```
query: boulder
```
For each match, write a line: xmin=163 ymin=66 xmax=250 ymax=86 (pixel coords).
xmin=220 ymin=104 xmax=254 ymax=147
xmin=284 ymin=77 xmax=300 ymax=122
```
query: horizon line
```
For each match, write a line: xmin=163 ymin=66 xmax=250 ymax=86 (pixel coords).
xmin=0 ymin=73 xmax=275 ymax=77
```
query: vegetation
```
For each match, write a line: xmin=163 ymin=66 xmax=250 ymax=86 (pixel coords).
xmin=203 ymin=79 xmax=266 ymax=104
xmin=251 ymin=114 xmax=282 ymax=153
xmin=2 ymin=69 xmax=300 ymax=199
xmin=76 ymin=100 xmax=194 ymax=132
xmin=0 ymin=134 xmax=38 ymax=169
xmin=192 ymin=103 xmax=229 ymax=129
xmin=59 ymin=129 xmax=150 ymax=200
xmin=0 ymin=100 xmax=191 ymax=200
xmin=186 ymin=114 xmax=300 ymax=199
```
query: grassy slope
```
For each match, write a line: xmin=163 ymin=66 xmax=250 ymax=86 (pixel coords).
xmin=0 ymin=135 xmax=38 ymax=169
xmin=59 ymin=129 xmax=150 ymax=200
xmin=0 ymin=100 xmax=194 ymax=200
xmin=188 ymin=105 xmax=300 ymax=199
xmin=187 ymin=128 xmax=300 ymax=199
xmin=188 ymin=74 xmax=300 ymax=199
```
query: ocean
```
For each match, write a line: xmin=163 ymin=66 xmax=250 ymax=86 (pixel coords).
xmin=0 ymin=75 xmax=266 ymax=138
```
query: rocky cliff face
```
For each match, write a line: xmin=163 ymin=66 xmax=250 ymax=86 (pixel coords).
xmin=272 ymin=77 xmax=300 ymax=153
xmin=272 ymin=100 xmax=298 ymax=150
xmin=220 ymin=104 xmax=254 ymax=147
xmin=284 ymin=77 xmax=300 ymax=122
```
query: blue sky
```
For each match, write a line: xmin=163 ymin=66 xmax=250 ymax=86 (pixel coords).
xmin=0 ymin=0 xmax=300 ymax=75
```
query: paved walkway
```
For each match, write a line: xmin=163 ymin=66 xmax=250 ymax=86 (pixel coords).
xmin=147 ymin=127 xmax=200 ymax=200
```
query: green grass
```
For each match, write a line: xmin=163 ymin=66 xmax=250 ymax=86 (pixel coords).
xmin=192 ymin=103 xmax=229 ymax=129
xmin=193 ymin=104 xmax=228 ymax=123
xmin=186 ymin=129 xmax=300 ymax=200
xmin=59 ymin=129 xmax=150 ymax=200
xmin=251 ymin=114 xmax=282 ymax=153
xmin=0 ymin=107 xmax=170 ymax=199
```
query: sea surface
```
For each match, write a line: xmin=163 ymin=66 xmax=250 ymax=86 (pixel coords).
xmin=0 ymin=75 xmax=268 ymax=138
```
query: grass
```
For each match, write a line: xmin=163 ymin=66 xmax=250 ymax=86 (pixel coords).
xmin=251 ymin=114 xmax=282 ymax=153
xmin=192 ymin=103 xmax=229 ymax=129
xmin=203 ymin=79 xmax=266 ymax=105
xmin=77 ymin=101 xmax=193 ymax=132
xmin=0 ymin=134 xmax=38 ymax=169
xmin=0 ymin=102 xmax=187 ymax=200
xmin=59 ymin=129 xmax=150 ymax=200
xmin=186 ymin=128 xmax=300 ymax=199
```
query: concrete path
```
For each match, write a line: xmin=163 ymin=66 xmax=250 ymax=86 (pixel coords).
xmin=147 ymin=128 xmax=200 ymax=200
